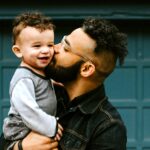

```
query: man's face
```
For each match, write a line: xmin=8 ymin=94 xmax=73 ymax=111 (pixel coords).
xmin=46 ymin=28 xmax=96 ymax=83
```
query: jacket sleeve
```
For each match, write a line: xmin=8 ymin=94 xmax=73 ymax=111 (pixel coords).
xmin=87 ymin=119 xmax=127 ymax=150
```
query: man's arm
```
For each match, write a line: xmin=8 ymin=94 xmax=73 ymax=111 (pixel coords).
xmin=0 ymin=132 xmax=58 ymax=150
xmin=87 ymin=121 xmax=127 ymax=150
xmin=13 ymin=131 xmax=58 ymax=150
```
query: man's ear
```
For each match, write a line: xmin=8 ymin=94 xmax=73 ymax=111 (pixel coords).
xmin=80 ymin=62 xmax=95 ymax=77
xmin=12 ymin=45 xmax=22 ymax=58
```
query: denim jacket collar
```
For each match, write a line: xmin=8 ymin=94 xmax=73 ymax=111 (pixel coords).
xmin=73 ymin=84 xmax=106 ymax=114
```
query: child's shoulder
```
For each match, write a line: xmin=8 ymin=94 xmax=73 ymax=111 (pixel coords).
xmin=14 ymin=67 xmax=35 ymax=78
xmin=11 ymin=67 xmax=39 ymax=84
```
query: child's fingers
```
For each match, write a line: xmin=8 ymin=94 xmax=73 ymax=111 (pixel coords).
xmin=54 ymin=123 xmax=63 ymax=141
xmin=58 ymin=123 xmax=63 ymax=131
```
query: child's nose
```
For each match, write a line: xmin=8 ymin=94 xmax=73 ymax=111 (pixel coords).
xmin=41 ymin=47 xmax=50 ymax=53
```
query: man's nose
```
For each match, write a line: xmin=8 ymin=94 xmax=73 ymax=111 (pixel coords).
xmin=54 ymin=43 xmax=61 ymax=54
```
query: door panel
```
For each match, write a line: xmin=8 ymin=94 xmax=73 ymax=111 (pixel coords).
xmin=105 ymin=21 xmax=150 ymax=150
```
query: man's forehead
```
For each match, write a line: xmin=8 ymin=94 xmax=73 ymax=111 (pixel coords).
xmin=69 ymin=28 xmax=96 ymax=51
xmin=70 ymin=28 xmax=84 ymax=37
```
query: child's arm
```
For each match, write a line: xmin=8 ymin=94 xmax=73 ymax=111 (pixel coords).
xmin=11 ymin=78 xmax=58 ymax=137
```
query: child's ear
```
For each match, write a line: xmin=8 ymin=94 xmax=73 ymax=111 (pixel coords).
xmin=12 ymin=45 xmax=22 ymax=58
xmin=80 ymin=62 xmax=95 ymax=77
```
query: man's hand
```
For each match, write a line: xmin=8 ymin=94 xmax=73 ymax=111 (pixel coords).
xmin=13 ymin=131 xmax=58 ymax=150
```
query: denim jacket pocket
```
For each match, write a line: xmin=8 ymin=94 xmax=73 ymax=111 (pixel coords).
xmin=60 ymin=128 xmax=88 ymax=150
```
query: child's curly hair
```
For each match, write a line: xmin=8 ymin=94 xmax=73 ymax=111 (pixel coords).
xmin=12 ymin=11 xmax=55 ymax=44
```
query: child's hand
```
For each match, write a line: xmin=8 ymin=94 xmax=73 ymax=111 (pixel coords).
xmin=54 ymin=123 xmax=63 ymax=141
xmin=52 ymin=80 xmax=64 ymax=87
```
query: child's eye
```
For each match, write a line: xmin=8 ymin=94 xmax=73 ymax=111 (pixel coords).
xmin=48 ymin=44 xmax=54 ymax=47
xmin=33 ymin=45 xmax=41 ymax=48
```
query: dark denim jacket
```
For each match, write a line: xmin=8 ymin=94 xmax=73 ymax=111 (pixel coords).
xmin=56 ymin=84 xmax=127 ymax=150
xmin=0 ymin=84 xmax=127 ymax=150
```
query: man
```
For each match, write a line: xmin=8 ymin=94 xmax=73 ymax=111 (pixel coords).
xmin=1 ymin=17 xmax=128 ymax=150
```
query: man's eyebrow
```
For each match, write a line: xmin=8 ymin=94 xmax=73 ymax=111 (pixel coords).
xmin=64 ymin=36 xmax=70 ymax=46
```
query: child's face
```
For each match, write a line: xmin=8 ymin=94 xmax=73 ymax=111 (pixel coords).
xmin=14 ymin=26 xmax=54 ymax=74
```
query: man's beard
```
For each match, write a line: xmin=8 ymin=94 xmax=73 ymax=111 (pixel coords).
xmin=45 ymin=60 xmax=84 ymax=83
